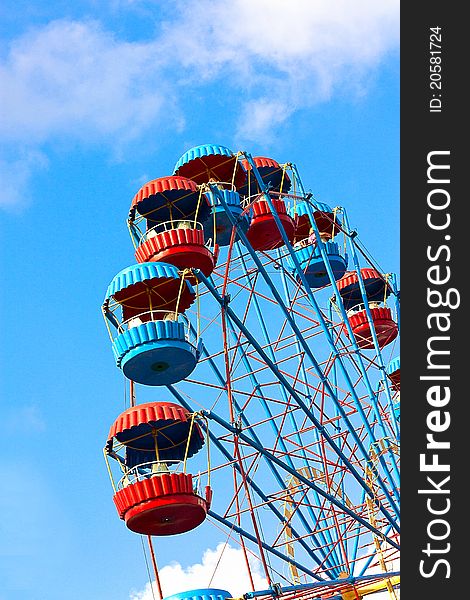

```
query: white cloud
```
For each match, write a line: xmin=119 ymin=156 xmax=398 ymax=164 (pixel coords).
xmin=0 ymin=1 xmax=399 ymax=208
xmin=130 ymin=541 xmax=400 ymax=600
xmin=156 ymin=0 xmax=399 ymax=141
xmin=236 ymin=99 xmax=293 ymax=146
xmin=159 ymin=0 xmax=399 ymax=78
xmin=130 ymin=542 xmax=268 ymax=600
xmin=0 ymin=20 xmax=166 ymax=144
xmin=0 ymin=150 xmax=48 ymax=209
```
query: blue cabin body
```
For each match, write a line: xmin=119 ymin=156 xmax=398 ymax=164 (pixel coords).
xmin=112 ymin=319 xmax=202 ymax=386
xmin=289 ymin=240 xmax=348 ymax=288
xmin=164 ymin=590 xmax=232 ymax=600
xmin=203 ymin=189 xmax=249 ymax=246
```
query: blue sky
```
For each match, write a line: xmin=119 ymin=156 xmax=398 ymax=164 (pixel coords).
xmin=0 ymin=2 xmax=399 ymax=599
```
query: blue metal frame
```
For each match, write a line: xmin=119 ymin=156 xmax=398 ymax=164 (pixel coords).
xmin=204 ymin=177 xmax=400 ymax=523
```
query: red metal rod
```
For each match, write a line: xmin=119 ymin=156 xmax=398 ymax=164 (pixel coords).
xmin=147 ymin=535 xmax=163 ymax=600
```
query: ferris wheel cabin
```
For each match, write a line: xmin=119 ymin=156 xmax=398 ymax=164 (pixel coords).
xmin=105 ymin=402 xmax=212 ymax=536
xmin=102 ymin=263 xmax=202 ymax=386
xmin=173 ymin=144 xmax=249 ymax=247
xmin=337 ymin=268 xmax=399 ymax=349
xmin=129 ymin=175 xmax=217 ymax=275
xmin=289 ymin=199 xmax=348 ymax=287
xmin=238 ymin=155 xmax=292 ymax=197
xmin=173 ymin=143 xmax=245 ymax=188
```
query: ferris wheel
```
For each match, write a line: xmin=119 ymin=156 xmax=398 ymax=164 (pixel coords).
xmin=101 ymin=144 xmax=400 ymax=600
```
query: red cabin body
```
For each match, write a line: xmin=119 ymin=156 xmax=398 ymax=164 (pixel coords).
xmin=113 ymin=472 xmax=212 ymax=536
xmin=246 ymin=198 xmax=295 ymax=251
xmin=389 ymin=368 xmax=401 ymax=391
xmin=346 ymin=307 xmax=398 ymax=349
xmin=135 ymin=227 xmax=217 ymax=276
